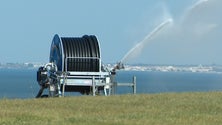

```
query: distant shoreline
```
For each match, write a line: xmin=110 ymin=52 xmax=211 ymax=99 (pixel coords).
xmin=1 ymin=63 xmax=222 ymax=73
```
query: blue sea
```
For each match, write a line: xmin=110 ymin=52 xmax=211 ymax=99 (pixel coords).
xmin=0 ymin=69 xmax=222 ymax=99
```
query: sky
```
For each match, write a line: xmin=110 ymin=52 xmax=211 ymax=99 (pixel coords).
xmin=0 ymin=0 xmax=221 ymax=65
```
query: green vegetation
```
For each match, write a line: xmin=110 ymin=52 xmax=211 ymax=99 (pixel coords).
xmin=1 ymin=92 xmax=222 ymax=125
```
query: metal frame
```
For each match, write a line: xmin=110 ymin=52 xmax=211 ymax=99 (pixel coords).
xmin=58 ymin=56 xmax=110 ymax=96
xmin=36 ymin=62 xmax=137 ymax=97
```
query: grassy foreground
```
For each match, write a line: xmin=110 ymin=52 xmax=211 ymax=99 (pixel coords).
xmin=1 ymin=92 xmax=222 ymax=125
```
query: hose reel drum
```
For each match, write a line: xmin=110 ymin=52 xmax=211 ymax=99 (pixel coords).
xmin=50 ymin=34 xmax=101 ymax=72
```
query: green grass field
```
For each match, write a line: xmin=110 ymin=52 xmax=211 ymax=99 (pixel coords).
xmin=0 ymin=92 xmax=222 ymax=125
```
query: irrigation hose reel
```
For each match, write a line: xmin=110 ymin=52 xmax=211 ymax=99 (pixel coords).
xmin=36 ymin=34 xmax=136 ymax=98
xmin=36 ymin=34 xmax=113 ymax=97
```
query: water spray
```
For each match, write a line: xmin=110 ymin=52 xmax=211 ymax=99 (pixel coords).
xmin=181 ymin=0 xmax=210 ymax=23
xmin=112 ymin=0 xmax=211 ymax=76
xmin=120 ymin=18 xmax=173 ymax=64
xmin=189 ymin=0 xmax=209 ymax=11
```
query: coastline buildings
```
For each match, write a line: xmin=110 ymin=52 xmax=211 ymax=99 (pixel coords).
xmin=0 ymin=62 xmax=44 ymax=69
xmin=106 ymin=64 xmax=221 ymax=73
xmin=0 ymin=62 xmax=221 ymax=73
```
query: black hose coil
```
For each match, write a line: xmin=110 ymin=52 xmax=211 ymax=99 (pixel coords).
xmin=50 ymin=34 xmax=101 ymax=72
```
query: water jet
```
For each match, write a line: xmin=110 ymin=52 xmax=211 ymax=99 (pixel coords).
xmin=121 ymin=18 xmax=173 ymax=63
